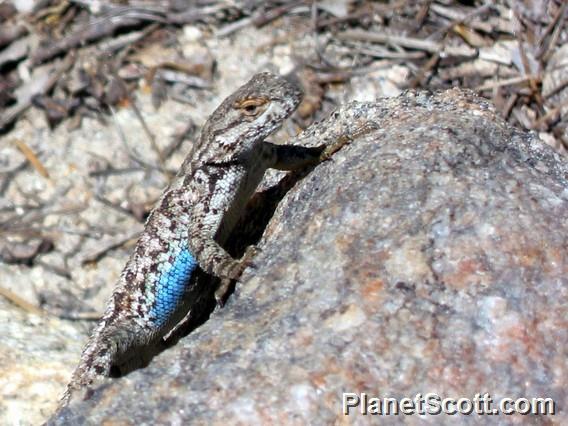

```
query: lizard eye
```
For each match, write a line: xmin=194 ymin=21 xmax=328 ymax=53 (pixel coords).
xmin=244 ymin=104 xmax=259 ymax=115
xmin=236 ymin=98 xmax=268 ymax=117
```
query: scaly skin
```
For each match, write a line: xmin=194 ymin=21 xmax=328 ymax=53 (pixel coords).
xmin=61 ymin=72 xmax=327 ymax=406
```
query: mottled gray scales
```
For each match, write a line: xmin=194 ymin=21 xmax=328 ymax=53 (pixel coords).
xmin=60 ymin=72 xmax=344 ymax=407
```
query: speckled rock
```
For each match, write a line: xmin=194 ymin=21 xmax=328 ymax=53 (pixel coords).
xmin=51 ymin=89 xmax=567 ymax=425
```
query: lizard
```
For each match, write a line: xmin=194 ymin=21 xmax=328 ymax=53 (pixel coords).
xmin=59 ymin=71 xmax=358 ymax=407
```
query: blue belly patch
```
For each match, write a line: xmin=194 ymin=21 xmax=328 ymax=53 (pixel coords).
xmin=150 ymin=244 xmax=198 ymax=327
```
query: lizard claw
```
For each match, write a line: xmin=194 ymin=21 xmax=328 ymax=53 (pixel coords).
xmin=222 ymin=245 xmax=259 ymax=281
xmin=238 ymin=245 xmax=260 ymax=272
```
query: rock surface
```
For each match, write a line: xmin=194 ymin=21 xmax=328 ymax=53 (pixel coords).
xmin=49 ymin=89 xmax=568 ymax=424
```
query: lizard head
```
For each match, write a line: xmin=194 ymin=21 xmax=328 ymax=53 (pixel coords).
xmin=200 ymin=72 xmax=303 ymax=159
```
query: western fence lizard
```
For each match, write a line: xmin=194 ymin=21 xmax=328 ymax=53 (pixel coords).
xmin=60 ymin=72 xmax=355 ymax=406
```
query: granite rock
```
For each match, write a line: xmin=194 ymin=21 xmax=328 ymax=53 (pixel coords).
xmin=51 ymin=89 xmax=568 ymax=425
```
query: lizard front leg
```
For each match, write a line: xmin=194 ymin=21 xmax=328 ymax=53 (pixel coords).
xmin=187 ymin=200 xmax=257 ymax=306
xmin=284 ymin=102 xmax=381 ymax=160
xmin=185 ymin=165 xmax=255 ymax=282
xmin=190 ymin=236 xmax=256 ymax=280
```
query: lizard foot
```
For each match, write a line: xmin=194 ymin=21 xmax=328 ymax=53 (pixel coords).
xmin=215 ymin=246 xmax=259 ymax=306
xmin=222 ymin=245 xmax=259 ymax=281
xmin=319 ymin=121 xmax=379 ymax=161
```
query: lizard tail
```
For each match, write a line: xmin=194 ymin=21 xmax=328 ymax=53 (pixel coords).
xmin=58 ymin=320 xmax=135 ymax=409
